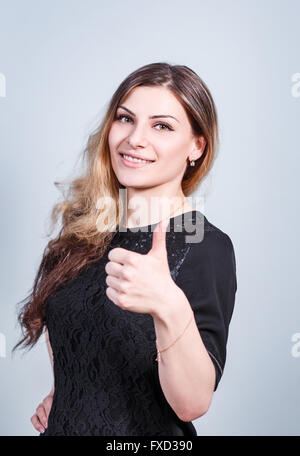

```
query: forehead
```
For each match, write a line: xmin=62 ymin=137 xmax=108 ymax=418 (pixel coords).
xmin=120 ymin=86 xmax=187 ymax=118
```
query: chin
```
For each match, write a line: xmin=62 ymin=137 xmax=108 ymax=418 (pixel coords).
xmin=120 ymin=182 xmax=152 ymax=189
xmin=116 ymin=174 xmax=153 ymax=187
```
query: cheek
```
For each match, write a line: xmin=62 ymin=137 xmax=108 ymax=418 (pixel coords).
xmin=108 ymin=125 xmax=120 ymax=151
xmin=109 ymin=123 xmax=130 ymax=148
xmin=157 ymin=138 xmax=187 ymax=165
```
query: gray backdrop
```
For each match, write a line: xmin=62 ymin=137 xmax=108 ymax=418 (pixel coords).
xmin=0 ymin=0 xmax=299 ymax=436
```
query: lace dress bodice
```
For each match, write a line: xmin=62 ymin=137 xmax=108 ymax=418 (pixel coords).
xmin=40 ymin=211 xmax=237 ymax=436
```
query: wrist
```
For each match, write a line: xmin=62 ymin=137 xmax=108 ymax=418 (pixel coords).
xmin=152 ymin=287 xmax=194 ymax=362
xmin=152 ymin=286 xmax=192 ymax=326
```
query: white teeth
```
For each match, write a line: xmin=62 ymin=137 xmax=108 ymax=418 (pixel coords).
xmin=122 ymin=154 xmax=152 ymax=164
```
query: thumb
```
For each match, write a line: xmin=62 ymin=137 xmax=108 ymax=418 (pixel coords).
xmin=150 ymin=218 xmax=169 ymax=258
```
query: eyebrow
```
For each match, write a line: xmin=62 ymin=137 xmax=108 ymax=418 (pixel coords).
xmin=117 ymin=105 xmax=180 ymax=123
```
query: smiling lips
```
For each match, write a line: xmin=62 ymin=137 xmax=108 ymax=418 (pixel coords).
xmin=120 ymin=152 xmax=155 ymax=162
xmin=120 ymin=153 xmax=155 ymax=168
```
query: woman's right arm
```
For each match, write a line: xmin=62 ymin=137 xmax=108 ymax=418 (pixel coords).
xmin=30 ymin=327 xmax=54 ymax=433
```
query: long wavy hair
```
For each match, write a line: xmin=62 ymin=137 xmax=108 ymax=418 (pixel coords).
xmin=12 ymin=61 xmax=219 ymax=354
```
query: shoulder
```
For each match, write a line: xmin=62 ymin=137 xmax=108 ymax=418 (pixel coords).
xmin=186 ymin=214 xmax=237 ymax=290
xmin=179 ymin=213 xmax=237 ymax=283
xmin=186 ymin=213 xmax=236 ymax=259
xmin=203 ymin=216 xmax=235 ymax=254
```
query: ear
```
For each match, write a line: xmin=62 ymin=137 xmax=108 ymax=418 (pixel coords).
xmin=191 ymin=135 xmax=207 ymax=161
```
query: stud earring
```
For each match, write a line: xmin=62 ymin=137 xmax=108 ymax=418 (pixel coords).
xmin=189 ymin=159 xmax=195 ymax=166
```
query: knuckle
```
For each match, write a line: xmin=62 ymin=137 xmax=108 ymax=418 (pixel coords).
xmin=122 ymin=268 xmax=132 ymax=281
xmin=117 ymin=294 xmax=127 ymax=307
xmin=120 ymin=294 xmax=132 ymax=309
xmin=128 ymin=254 xmax=137 ymax=266
xmin=120 ymin=281 xmax=129 ymax=293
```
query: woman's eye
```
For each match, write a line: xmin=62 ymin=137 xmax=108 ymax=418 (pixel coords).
xmin=115 ymin=114 xmax=173 ymax=131
xmin=116 ymin=114 xmax=132 ymax=123
xmin=155 ymin=123 xmax=172 ymax=131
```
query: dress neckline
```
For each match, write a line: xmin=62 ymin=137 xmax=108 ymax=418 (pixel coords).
xmin=117 ymin=210 xmax=204 ymax=234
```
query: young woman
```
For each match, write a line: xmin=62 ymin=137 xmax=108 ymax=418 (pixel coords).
xmin=13 ymin=62 xmax=237 ymax=436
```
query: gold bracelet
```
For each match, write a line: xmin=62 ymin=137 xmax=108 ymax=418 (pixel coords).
xmin=155 ymin=313 xmax=194 ymax=362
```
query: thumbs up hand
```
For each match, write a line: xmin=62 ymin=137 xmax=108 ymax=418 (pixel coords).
xmin=105 ymin=218 xmax=182 ymax=317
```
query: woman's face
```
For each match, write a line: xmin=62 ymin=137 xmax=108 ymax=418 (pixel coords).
xmin=108 ymin=85 xmax=201 ymax=190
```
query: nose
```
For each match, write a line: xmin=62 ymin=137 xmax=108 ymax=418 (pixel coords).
xmin=126 ymin=121 xmax=149 ymax=149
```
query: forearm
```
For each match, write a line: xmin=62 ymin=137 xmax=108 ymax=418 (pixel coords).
xmin=152 ymin=288 xmax=216 ymax=422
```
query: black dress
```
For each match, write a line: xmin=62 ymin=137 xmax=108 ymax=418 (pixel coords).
xmin=39 ymin=210 xmax=237 ymax=436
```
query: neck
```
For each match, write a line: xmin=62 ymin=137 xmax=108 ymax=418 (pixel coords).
xmin=123 ymin=186 xmax=194 ymax=228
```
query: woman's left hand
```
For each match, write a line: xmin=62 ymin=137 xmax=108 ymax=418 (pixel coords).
xmin=105 ymin=219 xmax=182 ymax=317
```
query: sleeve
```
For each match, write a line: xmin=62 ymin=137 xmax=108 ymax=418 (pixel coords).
xmin=175 ymin=229 xmax=237 ymax=391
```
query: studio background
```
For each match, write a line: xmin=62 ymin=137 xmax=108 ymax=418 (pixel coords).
xmin=0 ymin=0 xmax=299 ymax=436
